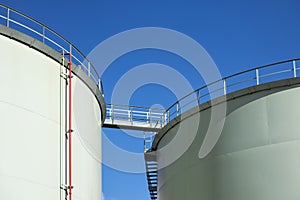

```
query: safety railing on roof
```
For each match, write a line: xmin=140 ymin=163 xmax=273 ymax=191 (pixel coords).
xmin=164 ymin=58 xmax=300 ymax=124
xmin=105 ymin=104 xmax=166 ymax=129
xmin=0 ymin=4 xmax=104 ymax=94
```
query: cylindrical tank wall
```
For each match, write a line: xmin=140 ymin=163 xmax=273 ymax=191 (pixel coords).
xmin=157 ymin=84 xmax=300 ymax=200
xmin=0 ymin=33 xmax=102 ymax=200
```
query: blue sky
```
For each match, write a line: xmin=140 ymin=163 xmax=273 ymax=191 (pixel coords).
xmin=2 ymin=0 xmax=300 ymax=199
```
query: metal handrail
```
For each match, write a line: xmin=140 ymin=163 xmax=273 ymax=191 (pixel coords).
xmin=165 ymin=58 xmax=300 ymax=123
xmin=0 ymin=4 xmax=104 ymax=94
xmin=105 ymin=60 xmax=300 ymax=131
xmin=105 ymin=104 xmax=166 ymax=128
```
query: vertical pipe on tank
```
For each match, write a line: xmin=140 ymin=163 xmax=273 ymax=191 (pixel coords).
xmin=68 ymin=48 xmax=73 ymax=200
xmin=64 ymin=48 xmax=73 ymax=200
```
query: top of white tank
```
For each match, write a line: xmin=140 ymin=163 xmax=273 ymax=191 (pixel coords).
xmin=0 ymin=4 xmax=103 ymax=95
xmin=0 ymin=4 xmax=106 ymax=121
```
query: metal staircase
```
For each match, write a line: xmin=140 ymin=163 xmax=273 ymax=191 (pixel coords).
xmin=104 ymin=105 xmax=161 ymax=200
xmin=144 ymin=151 xmax=158 ymax=200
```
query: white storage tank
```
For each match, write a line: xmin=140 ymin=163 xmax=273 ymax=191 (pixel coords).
xmin=150 ymin=71 xmax=300 ymax=200
xmin=0 ymin=6 xmax=105 ymax=200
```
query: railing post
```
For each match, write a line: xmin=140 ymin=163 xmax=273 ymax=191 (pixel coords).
xmin=131 ymin=109 xmax=133 ymax=124
xmin=111 ymin=105 xmax=114 ymax=123
xmin=168 ymin=110 xmax=170 ymax=123
xmin=149 ymin=108 xmax=152 ymax=126
xmin=223 ymin=79 xmax=227 ymax=95
xmin=128 ymin=109 xmax=131 ymax=122
xmin=108 ymin=107 xmax=111 ymax=120
xmin=176 ymin=103 xmax=179 ymax=116
xmin=69 ymin=44 xmax=72 ymax=59
xmin=146 ymin=112 xmax=149 ymax=124
xmin=256 ymin=69 xmax=259 ymax=85
xmin=6 ymin=8 xmax=10 ymax=27
xmin=88 ymin=61 xmax=91 ymax=77
xmin=293 ymin=60 xmax=297 ymax=78
xmin=42 ymin=26 xmax=45 ymax=44
xmin=197 ymin=89 xmax=200 ymax=105
xmin=98 ymin=79 xmax=101 ymax=91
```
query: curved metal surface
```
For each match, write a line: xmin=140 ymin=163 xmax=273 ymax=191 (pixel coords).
xmin=156 ymin=82 xmax=300 ymax=200
xmin=164 ymin=58 xmax=300 ymax=123
xmin=152 ymin=77 xmax=300 ymax=150
xmin=0 ymin=34 xmax=102 ymax=200
xmin=0 ymin=4 xmax=104 ymax=94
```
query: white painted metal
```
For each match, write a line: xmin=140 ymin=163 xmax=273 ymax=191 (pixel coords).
xmin=156 ymin=85 xmax=300 ymax=200
xmin=0 ymin=34 xmax=101 ymax=199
